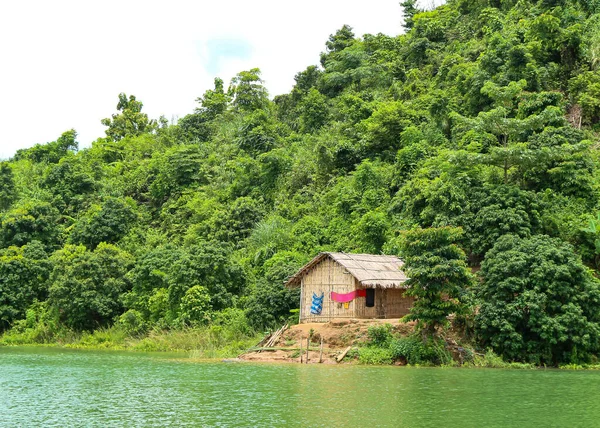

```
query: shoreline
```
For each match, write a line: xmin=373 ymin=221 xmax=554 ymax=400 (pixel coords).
xmin=3 ymin=342 xmax=600 ymax=371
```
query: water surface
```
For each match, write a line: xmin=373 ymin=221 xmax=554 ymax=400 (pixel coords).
xmin=1 ymin=347 xmax=598 ymax=427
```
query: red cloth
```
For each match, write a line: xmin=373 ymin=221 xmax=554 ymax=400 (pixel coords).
xmin=331 ymin=289 xmax=367 ymax=303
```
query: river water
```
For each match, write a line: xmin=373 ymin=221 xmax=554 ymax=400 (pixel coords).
xmin=1 ymin=346 xmax=598 ymax=427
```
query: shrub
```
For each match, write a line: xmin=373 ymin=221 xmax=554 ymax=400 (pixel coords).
xmin=117 ymin=309 xmax=147 ymax=336
xmin=470 ymin=350 xmax=535 ymax=369
xmin=358 ymin=347 xmax=394 ymax=365
xmin=390 ymin=336 xmax=452 ymax=365
xmin=367 ymin=324 xmax=394 ymax=347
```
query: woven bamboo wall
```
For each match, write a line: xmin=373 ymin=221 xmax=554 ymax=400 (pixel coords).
xmin=299 ymin=257 xmax=414 ymax=323
xmin=301 ymin=257 xmax=355 ymax=323
xmin=382 ymin=289 xmax=414 ymax=318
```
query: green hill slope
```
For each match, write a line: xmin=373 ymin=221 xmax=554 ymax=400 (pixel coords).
xmin=3 ymin=0 xmax=600 ymax=364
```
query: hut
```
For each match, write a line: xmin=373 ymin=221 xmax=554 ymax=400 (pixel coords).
xmin=285 ymin=252 xmax=412 ymax=323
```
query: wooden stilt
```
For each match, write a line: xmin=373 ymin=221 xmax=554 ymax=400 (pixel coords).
xmin=319 ymin=337 xmax=324 ymax=363
xmin=306 ymin=337 xmax=310 ymax=364
xmin=299 ymin=338 xmax=303 ymax=364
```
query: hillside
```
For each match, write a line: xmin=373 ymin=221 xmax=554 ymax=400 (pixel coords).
xmin=3 ymin=0 xmax=600 ymax=364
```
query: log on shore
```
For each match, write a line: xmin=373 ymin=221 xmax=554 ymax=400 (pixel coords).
xmin=336 ymin=346 xmax=353 ymax=363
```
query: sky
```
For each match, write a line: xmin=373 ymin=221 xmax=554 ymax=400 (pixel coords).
xmin=0 ymin=0 xmax=443 ymax=159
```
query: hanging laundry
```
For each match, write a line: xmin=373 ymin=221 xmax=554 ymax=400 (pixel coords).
xmin=330 ymin=289 xmax=366 ymax=303
xmin=310 ymin=292 xmax=324 ymax=315
xmin=365 ymin=288 xmax=375 ymax=307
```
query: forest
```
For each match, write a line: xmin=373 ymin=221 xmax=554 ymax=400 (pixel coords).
xmin=2 ymin=0 xmax=600 ymax=365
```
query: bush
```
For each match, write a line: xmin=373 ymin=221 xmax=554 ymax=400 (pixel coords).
xmin=74 ymin=327 xmax=127 ymax=349
xmin=367 ymin=324 xmax=394 ymax=347
xmin=179 ymin=285 xmax=211 ymax=326
xmin=390 ymin=336 xmax=452 ymax=365
xmin=358 ymin=347 xmax=394 ymax=365
xmin=117 ymin=309 xmax=147 ymax=336
xmin=469 ymin=350 xmax=535 ymax=369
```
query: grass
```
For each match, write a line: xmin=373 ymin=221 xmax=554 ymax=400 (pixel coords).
xmin=465 ymin=351 xmax=536 ymax=369
xmin=0 ymin=324 xmax=261 ymax=358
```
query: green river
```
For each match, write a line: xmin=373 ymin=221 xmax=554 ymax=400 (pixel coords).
xmin=1 ymin=347 xmax=599 ymax=427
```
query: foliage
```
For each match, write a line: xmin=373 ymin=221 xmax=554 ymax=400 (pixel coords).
xmin=398 ymin=227 xmax=475 ymax=334
xmin=367 ymin=324 xmax=394 ymax=347
xmin=3 ymin=0 xmax=600 ymax=362
xmin=13 ymin=129 xmax=78 ymax=163
xmin=468 ymin=350 xmax=535 ymax=369
xmin=0 ymin=162 xmax=17 ymax=211
xmin=69 ymin=197 xmax=137 ymax=249
xmin=357 ymin=346 xmax=394 ymax=365
xmin=48 ymin=243 xmax=134 ymax=330
xmin=477 ymin=235 xmax=600 ymax=365
xmin=390 ymin=336 xmax=452 ymax=365
xmin=360 ymin=324 xmax=452 ymax=365
xmin=101 ymin=93 xmax=157 ymax=141
xmin=0 ymin=241 xmax=52 ymax=330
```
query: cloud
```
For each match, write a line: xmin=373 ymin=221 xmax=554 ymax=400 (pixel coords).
xmin=0 ymin=0 xmax=407 ymax=159
xmin=201 ymin=39 xmax=253 ymax=75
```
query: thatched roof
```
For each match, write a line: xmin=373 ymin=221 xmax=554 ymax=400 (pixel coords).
xmin=285 ymin=252 xmax=408 ymax=289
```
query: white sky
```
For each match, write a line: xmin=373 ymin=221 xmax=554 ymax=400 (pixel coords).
xmin=0 ymin=0 xmax=441 ymax=159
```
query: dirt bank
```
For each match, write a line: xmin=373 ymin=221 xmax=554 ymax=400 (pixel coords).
xmin=240 ymin=319 xmax=415 ymax=364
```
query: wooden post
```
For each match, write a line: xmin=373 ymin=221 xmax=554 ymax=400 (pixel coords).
xmin=299 ymin=338 xmax=303 ymax=364
xmin=299 ymin=278 xmax=304 ymax=323
xmin=319 ymin=336 xmax=324 ymax=363
xmin=306 ymin=336 xmax=310 ymax=364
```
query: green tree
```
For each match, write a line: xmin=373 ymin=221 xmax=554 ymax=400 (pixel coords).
xmin=229 ymin=69 xmax=269 ymax=112
xmin=298 ymin=88 xmax=329 ymax=133
xmin=245 ymin=251 xmax=303 ymax=329
xmin=125 ymin=243 xmax=246 ymax=325
xmin=320 ymin=25 xmax=356 ymax=66
xmin=399 ymin=227 xmax=474 ymax=335
xmin=401 ymin=0 xmax=420 ymax=29
xmin=48 ymin=243 xmax=134 ymax=330
xmin=179 ymin=285 xmax=211 ymax=326
xmin=69 ymin=197 xmax=137 ymax=249
xmin=0 ymin=201 xmax=61 ymax=249
xmin=235 ymin=110 xmax=280 ymax=155
xmin=0 ymin=162 xmax=17 ymax=211
xmin=179 ymin=77 xmax=231 ymax=141
xmin=213 ymin=197 xmax=265 ymax=244
xmin=13 ymin=130 xmax=78 ymax=164
xmin=101 ymin=93 xmax=157 ymax=141
xmin=352 ymin=210 xmax=391 ymax=254
xmin=0 ymin=241 xmax=52 ymax=330
xmin=43 ymin=156 xmax=96 ymax=212
xmin=477 ymin=234 xmax=600 ymax=365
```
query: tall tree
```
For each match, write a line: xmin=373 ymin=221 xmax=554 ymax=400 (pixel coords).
xmin=0 ymin=162 xmax=16 ymax=211
xmin=229 ymin=69 xmax=269 ymax=112
xmin=477 ymin=234 xmax=600 ymax=365
xmin=101 ymin=93 xmax=157 ymax=141
xmin=400 ymin=0 xmax=420 ymax=30
xmin=399 ymin=227 xmax=475 ymax=335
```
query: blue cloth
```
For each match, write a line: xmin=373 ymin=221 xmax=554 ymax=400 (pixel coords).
xmin=310 ymin=292 xmax=324 ymax=315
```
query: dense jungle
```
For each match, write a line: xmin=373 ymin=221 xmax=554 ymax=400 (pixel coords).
xmin=3 ymin=0 xmax=600 ymax=366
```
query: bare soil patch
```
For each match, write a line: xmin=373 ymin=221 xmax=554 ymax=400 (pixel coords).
xmin=240 ymin=319 xmax=416 ymax=364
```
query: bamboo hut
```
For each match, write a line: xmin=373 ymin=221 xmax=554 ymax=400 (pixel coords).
xmin=285 ymin=252 xmax=412 ymax=323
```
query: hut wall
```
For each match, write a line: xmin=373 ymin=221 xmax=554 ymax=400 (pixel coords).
xmin=353 ymin=286 xmax=413 ymax=319
xmin=299 ymin=257 xmax=414 ymax=323
xmin=354 ymin=279 xmax=378 ymax=319
xmin=382 ymin=289 xmax=414 ymax=318
xmin=300 ymin=257 xmax=355 ymax=323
